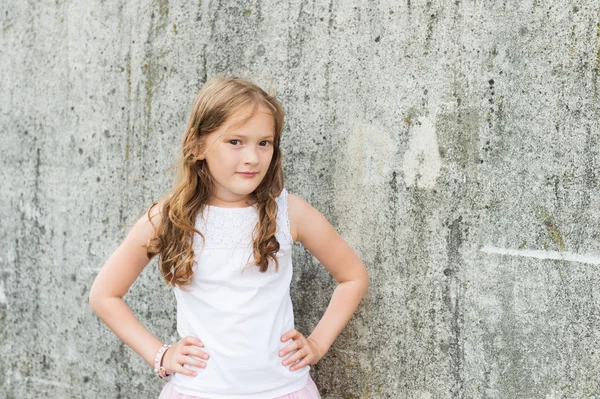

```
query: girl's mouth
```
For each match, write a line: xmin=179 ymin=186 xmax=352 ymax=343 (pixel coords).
xmin=237 ymin=172 xmax=258 ymax=178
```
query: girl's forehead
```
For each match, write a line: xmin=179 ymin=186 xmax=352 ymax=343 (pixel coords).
xmin=230 ymin=104 xmax=271 ymax=120
xmin=223 ymin=105 xmax=273 ymax=131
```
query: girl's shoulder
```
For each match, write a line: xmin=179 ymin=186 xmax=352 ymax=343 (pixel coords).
xmin=286 ymin=192 xmax=302 ymax=243
xmin=285 ymin=191 xmax=305 ymax=214
xmin=286 ymin=192 xmax=326 ymax=244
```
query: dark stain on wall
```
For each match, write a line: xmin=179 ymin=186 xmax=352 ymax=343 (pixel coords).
xmin=445 ymin=215 xmax=465 ymax=398
xmin=436 ymin=108 xmax=482 ymax=169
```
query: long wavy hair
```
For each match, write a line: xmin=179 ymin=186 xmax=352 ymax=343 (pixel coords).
xmin=145 ymin=76 xmax=285 ymax=289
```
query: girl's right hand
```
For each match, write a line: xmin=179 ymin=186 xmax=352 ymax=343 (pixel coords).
xmin=162 ymin=336 xmax=210 ymax=376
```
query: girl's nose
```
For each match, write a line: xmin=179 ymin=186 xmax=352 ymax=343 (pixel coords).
xmin=243 ymin=147 xmax=259 ymax=164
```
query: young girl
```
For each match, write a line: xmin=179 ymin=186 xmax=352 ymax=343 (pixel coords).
xmin=89 ymin=76 xmax=369 ymax=399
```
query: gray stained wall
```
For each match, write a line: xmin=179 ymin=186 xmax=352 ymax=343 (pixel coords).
xmin=1 ymin=0 xmax=600 ymax=398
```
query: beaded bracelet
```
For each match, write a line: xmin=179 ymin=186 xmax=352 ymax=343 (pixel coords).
xmin=154 ymin=344 xmax=171 ymax=380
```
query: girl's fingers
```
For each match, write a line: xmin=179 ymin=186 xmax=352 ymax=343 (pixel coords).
xmin=280 ymin=329 xmax=299 ymax=342
xmin=185 ymin=336 xmax=204 ymax=347
xmin=178 ymin=353 xmax=207 ymax=369
xmin=181 ymin=345 xmax=210 ymax=360
xmin=278 ymin=340 xmax=299 ymax=357
xmin=282 ymin=348 xmax=306 ymax=366
xmin=290 ymin=358 xmax=309 ymax=371
xmin=174 ymin=357 xmax=198 ymax=377
xmin=177 ymin=364 xmax=197 ymax=377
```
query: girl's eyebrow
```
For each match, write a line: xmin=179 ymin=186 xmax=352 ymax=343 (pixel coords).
xmin=226 ymin=133 xmax=275 ymax=140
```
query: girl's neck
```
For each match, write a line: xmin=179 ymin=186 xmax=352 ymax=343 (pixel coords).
xmin=207 ymin=194 xmax=257 ymax=208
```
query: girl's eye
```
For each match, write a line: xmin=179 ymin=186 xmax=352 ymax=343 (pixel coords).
xmin=229 ymin=140 xmax=241 ymax=145
xmin=259 ymin=141 xmax=271 ymax=147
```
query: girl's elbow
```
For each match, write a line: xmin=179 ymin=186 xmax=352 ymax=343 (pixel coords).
xmin=360 ymin=269 xmax=369 ymax=294
xmin=88 ymin=281 xmax=109 ymax=311
xmin=352 ymin=265 xmax=369 ymax=296
xmin=88 ymin=288 xmax=101 ymax=312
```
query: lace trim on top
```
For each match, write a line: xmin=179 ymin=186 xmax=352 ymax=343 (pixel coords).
xmin=279 ymin=188 xmax=292 ymax=246
xmin=194 ymin=188 xmax=293 ymax=250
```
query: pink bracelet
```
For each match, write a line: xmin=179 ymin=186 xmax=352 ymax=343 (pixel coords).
xmin=154 ymin=344 xmax=171 ymax=380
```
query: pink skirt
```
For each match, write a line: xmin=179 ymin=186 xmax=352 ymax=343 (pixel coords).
xmin=158 ymin=374 xmax=320 ymax=399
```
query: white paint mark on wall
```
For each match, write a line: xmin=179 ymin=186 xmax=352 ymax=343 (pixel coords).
xmin=343 ymin=121 xmax=397 ymax=186
xmin=0 ymin=282 xmax=6 ymax=305
xmin=402 ymin=116 xmax=442 ymax=189
xmin=26 ymin=377 xmax=75 ymax=389
xmin=332 ymin=119 xmax=396 ymax=257
xmin=481 ymin=245 xmax=600 ymax=265
xmin=413 ymin=391 xmax=433 ymax=399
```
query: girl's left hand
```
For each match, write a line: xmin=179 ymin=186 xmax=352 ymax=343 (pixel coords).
xmin=279 ymin=329 xmax=323 ymax=371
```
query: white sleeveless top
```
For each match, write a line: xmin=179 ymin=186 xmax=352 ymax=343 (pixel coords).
xmin=171 ymin=188 xmax=310 ymax=398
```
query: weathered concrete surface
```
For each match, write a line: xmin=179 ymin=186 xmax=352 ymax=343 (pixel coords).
xmin=2 ymin=0 xmax=600 ymax=398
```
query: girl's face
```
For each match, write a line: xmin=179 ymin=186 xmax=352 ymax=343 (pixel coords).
xmin=200 ymin=104 xmax=276 ymax=207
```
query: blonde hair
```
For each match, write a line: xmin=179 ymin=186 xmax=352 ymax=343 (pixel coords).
xmin=145 ymin=76 xmax=285 ymax=289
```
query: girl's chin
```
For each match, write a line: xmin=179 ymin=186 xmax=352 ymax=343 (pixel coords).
xmin=213 ymin=177 xmax=265 ymax=197
xmin=228 ymin=184 xmax=263 ymax=196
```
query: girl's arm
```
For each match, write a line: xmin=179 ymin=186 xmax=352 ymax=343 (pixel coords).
xmin=287 ymin=193 xmax=369 ymax=360
xmin=88 ymin=203 xmax=166 ymax=368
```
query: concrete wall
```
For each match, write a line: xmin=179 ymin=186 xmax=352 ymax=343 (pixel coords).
xmin=2 ymin=0 xmax=600 ymax=397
